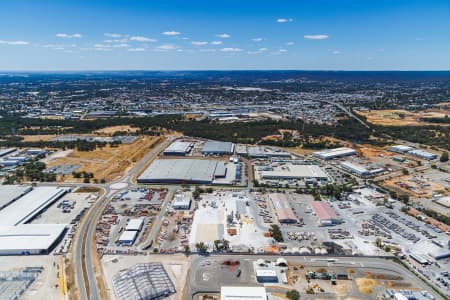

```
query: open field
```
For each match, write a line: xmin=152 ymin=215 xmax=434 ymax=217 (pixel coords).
xmin=93 ymin=125 xmax=140 ymax=135
xmin=355 ymin=109 xmax=450 ymax=126
xmin=47 ymin=136 xmax=161 ymax=182
xmin=21 ymin=134 xmax=57 ymax=142
xmin=382 ymin=175 xmax=447 ymax=198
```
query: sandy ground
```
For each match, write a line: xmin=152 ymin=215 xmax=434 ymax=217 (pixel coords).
xmin=382 ymin=175 xmax=446 ymax=198
xmin=21 ymin=135 xmax=57 ymax=142
xmin=93 ymin=125 xmax=140 ymax=135
xmin=102 ymin=254 xmax=191 ymax=300
xmin=0 ymin=256 xmax=63 ymax=300
xmin=47 ymin=136 xmax=161 ymax=182
xmin=356 ymin=109 xmax=450 ymax=127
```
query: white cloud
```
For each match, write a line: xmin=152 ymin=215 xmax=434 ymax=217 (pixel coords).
xmin=0 ymin=40 xmax=29 ymax=45
xmin=220 ymin=47 xmax=242 ymax=52
xmin=56 ymin=33 xmax=82 ymax=38
xmin=211 ymin=41 xmax=222 ymax=45
xmin=304 ymin=34 xmax=329 ymax=40
xmin=128 ymin=47 xmax=145 ymax=52
xmin=162 ymin=31 xmax=181 ymax=36
xmin=332 ymin=50 xmax=340 ymax=54
xmin=104 ymin=33 xmax=122 ymax=38
xmin=104 ymin=38 xmax=129 ymax=43
xmin=286 ymin=42 xmax=295 ymax=46
xmin=200 ymin=49 xmax=217 ymax=52
xmin=192 ymin=41 xmax=208 ymax=46
xmin=277 ymin=18 xmax=293 ymax=23
xmin=157 ymin=44 xmax=178 ymax=50
xmin=130 ymin=36 xmax=156 ymax=42
xmin=216 ymin=33 xmax=231 ymax=38
xmin=94 ymin=43 xmax=129 ymax=48
xmin=248 ymin=47 xmax=268 ymax=54
xmin=251 ymin=38 xmax=263 ymax=42
xmin=279 ymin=49 xmax=287 ymax=53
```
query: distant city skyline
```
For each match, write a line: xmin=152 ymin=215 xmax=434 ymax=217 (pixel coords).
xmin=0 ymin=0 xmax=449 ymax=71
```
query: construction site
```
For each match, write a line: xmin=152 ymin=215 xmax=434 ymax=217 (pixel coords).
xmin=44 ymin=135 xmax=162 ymax=182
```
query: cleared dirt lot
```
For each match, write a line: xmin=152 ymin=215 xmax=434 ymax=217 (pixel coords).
xmin=356 ymin=109 xmax=450 ymax=126
xmin=93 ymin=125 xmax=140 ymax=135
xmin=47 ymin=136 xmax=161 ymax=182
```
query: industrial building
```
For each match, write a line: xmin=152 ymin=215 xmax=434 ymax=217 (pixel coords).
xmin=0 ymin=185 xmax=32 ymax=210
xmin=268 ymin=193 xmax=297 ymax=223
xmin=311 ymin=201 xmax=342 ymax=226
xmin=201 ymin=141 xmax=235 ymax=155
xmin=435 ymin=196 xmax=450 ymax=208
xmin=0 ymin=186 xmax=69 ymax=255
xmin=407 ymin=149 xmax=438 ymax=161
xmin=138 ymin=159 xmax=233 ymax=184
xmin=0 ymin=186 xmax=68 ymax=226
xmin=255 ymin=269 xmax=279 ymax=283
xmin=163 ymin=141 xmax=193 ymax=156
xmin=221 ymin=286 xmax=267 ymax=300
xmin=313 ymin=147 xmax=356 ymax=160
xmin=247 ymin=146 xmax=291 ymax=158
xmin=0 ymin=224 xmax=66 ymax=255
xmin=125 ymin=218 xmax=144 ymax=231
xmin=340 ymin=161 xmax=384 ymax=177
xmin=389 ymin=145 xmax=414 ymax=154
xmin=172 ymin=194 xmax=192 ymax=210
xmin=389 ymin=145 xmax=438 ymax=160
xmin=0 ymin=148 xmax=17 ymax=157
xmin=113 ymin=263 xmax=176 ymax=300
xmin=118 ymin=230 xmax=138 ymax=246
xmin=260 ymin=164 xmax=329 ymax=181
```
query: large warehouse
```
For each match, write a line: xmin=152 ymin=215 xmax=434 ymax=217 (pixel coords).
xmin=138 ymin=159 xmax=226 ymax=184
xmin=163 ymin=141 xmax=193 ymax=156
xmin=269 ymin=193 xmax=297 ymax=223
xmin=0 ymin=224 xmax=66 ymax=255
xmin=260 ymin=164 xmax=329 ymax=181
xmin=0 ymin=185 xmax=32 ymax=210
xmin=0 ymin=186 xmax=68 ymax=226
xmin=313 ymin=147 xmax=356 ymax=160
xmin=201 ymin=141 xmax=235 ymax=155
xmin=311 ymin=201 xmax=342 ymax=226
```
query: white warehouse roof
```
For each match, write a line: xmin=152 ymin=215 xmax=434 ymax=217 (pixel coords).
xmin=118 ymin=230 xmax=138 ymax=243
xmin=0 ymin=187 xmax=68 ymax=226
xmin=125 ymin=218 xmax=144 ymax=231
xmin=138 ymin=159 xmax=220 ymax=184
xmin=261 ymin=164 xmax=328 ymax=180
xmin=0 ymin=185 xmax=32 ymax=210
xmin=313 ymin=147 xmax=356 ymax=159
xmin=163 ymin=141 xmax=193 ymax=154
xmin=221 ymin=286 xmax=267 ymax=300
xmin=0 ymin=224 xmax=66 ymax=255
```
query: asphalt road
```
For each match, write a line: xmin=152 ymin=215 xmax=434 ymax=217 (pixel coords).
xmin=72 ymin=136 xmax=174 ymax=300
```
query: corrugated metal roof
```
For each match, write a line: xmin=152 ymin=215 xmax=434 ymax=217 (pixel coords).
xmin=311 ymin=201 xmax=338 ymax=220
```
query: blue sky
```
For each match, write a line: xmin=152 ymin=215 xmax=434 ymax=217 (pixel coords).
xmin=0 ymin=0 xmax=449 ymax=70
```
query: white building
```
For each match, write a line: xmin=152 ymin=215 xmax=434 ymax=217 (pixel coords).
xmin=125 ymin=218 xmax=144 ymax=231
xmin=118 ymin=230 xmax=138 ymax=246
xmin=313 ymin=147 xmax=356 ymax=160
xmin=221 ymin=286 xmax=267 ymax=300
xmin=0 ymin=224 xmax=66 ymax=255
xmin=172 ymin=194 xmax=191 ymax=210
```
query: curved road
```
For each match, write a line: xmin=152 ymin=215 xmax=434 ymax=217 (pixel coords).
xmin=73 ymin=136 xmax=173 ymax=300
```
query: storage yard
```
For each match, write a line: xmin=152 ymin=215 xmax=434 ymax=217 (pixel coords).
xmin=96 ymin=188 xmax=167 ymax=254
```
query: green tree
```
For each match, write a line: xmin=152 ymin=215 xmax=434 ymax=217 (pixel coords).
xmin=286 ymin=289 xmax=300 ymax=300
xmin=440 ymin=151 xmax=449 ymax=162
xmin=269 ymin=224 xmax=284 ymax=242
